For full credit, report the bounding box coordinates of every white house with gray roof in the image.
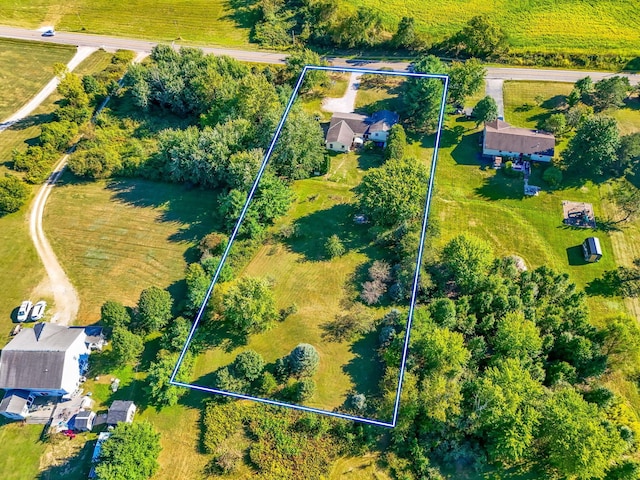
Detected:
[0,323,90,419]
[325,110,399,152]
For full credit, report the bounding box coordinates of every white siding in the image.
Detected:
[370,130,389,142]
[326,141,349,152]
[60,335,89,395]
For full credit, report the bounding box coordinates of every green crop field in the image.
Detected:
[347,0,640,56]
[0,38,75,122]
[1,1,639,56]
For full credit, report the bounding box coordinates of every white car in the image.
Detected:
[31,301,47,321]
[17,301,33,322]
[42,29,55,37]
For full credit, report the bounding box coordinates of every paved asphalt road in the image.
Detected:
[1,25,639,85]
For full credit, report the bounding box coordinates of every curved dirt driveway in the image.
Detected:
[20,47,96,325]
[30,154,80,325]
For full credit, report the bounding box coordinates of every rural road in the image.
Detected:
[322,72,362,113]
[0,25,639,85]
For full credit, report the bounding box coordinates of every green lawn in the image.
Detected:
[0,38,75,122]
[44,177,220,322]
[0,0,253,48]
[0,421,48,480]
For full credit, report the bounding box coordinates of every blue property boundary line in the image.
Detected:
[170,65,449,428]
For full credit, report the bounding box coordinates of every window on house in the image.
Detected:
[329,143,333,148]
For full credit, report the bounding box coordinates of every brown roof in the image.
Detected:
[484,120,555,157]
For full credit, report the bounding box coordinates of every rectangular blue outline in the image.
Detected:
[170,65,449,428]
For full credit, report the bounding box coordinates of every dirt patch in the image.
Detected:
[562,200,596,228]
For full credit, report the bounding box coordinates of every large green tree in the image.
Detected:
[0,175,29,215]
[95,421,161,480]
[441,234,493,294]
[448,59,485,106]
[384,123,407,162]
[473,358,544,465]
[452,16,508,58]
[111,327,144,366]
[284,48,328,93]
[403,55,446,132]
[222,277,277,334]
[539,388,626,479]
[473,95,498,126]
[146,350,193,407]
[288,343,320,377]
[137,286,173,332]
[100,300,131,330]
[563,115,620,176]
[356,157,429,227]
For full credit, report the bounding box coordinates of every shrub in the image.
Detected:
[348,393,367,411]
[361,280,386,305]
[199,232,228,256]
[294,378,316,401]
[233,350,265,382]
[274,358,290,383]
[325,234,345,258]
[543,166,563,187]
[258,372,278,395]
[288,343,320,377]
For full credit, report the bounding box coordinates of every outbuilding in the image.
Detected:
[582,237,603,263]
[74,409,96,432]
[106,400,136,425]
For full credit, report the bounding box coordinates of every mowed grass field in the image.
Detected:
[2,0,639,55]
[434,80,640,327]
[0,421,48,480]
[0,0,252,47]
[44,177,220,323]
[0,39,75,122]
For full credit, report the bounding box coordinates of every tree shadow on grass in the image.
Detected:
[191,318,248,354]
[541,95,566,109]
[224,0,262,31]
[475,173,525,200]
[342,330,384,400]
[585,275,620,297]
[450,131,482,166]
[285,203,369,262]
[36,439,95,480]
[105,179,222,245]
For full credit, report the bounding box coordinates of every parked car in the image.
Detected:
[30,301,47,321]
[42,29,55,37]
[17,301,33,322]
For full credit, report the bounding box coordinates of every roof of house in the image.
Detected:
[369,110,399,132]
[0,351,67,391]
[4,323,85,352]
[107,400,136,425]
[0,390,29,416]
[329,112,368,137]
[484,120,555,157]
[584,237,603,255]
[326,120,355,145]
[0,323,87,392]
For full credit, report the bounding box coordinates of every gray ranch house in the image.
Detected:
[326,110,399,152]
[0,323,92,420]
[483,119,555,162]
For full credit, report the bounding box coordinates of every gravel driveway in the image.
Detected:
[322,72,363,114]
